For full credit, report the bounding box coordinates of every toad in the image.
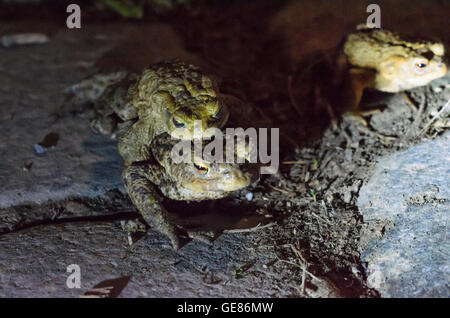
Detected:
[122,132,259,250]
[336,26,447,111]
[69,61,256,249]
[70,60,230,163]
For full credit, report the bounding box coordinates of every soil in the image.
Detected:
[0,0,449,297]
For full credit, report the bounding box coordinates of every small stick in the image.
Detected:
[287,75,303,118]
[224,222,276,233]
[268,184,294,195]
[288,243,308,265]
[412,95,427,128]
[419,98,450,136]
[311,212,332,225]
[401,92,418,112]
[277,259,321,282]
[282,159,311,165]
[325,100,338,130]
[301,268,306,296]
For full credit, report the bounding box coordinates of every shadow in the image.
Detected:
[165,197,274,232]
[161,0,338,158]
[83,133,124,191]
[82,275,132,298]
[0,211,139,236]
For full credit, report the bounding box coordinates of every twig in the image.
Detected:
[324,100,338,130]
[401,92,418,112]
[253,105,272,124]
[282,159,311,165]
[224,222,276,233]
[419,98,450,136]
[301,268,306,296]
[311,212,332,225]
[287,75,303,118]
[268,184,294,195]
[411,95,426,129]
[302,165,309,183]
[277,259,321,282]
[287,243,307,265]
[0,210,139,236]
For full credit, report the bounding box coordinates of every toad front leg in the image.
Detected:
[339,68,379,126]
[122,163,182,250]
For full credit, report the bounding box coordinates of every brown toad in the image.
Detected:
[336,26,447,110]
[118,61,230,163]
[70,61,230,163]
[122,132,258,250]
[69,61,257,249]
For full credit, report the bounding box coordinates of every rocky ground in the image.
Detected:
[0,0,449,297]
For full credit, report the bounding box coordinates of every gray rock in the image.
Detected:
[33,144,47,155]
[0,23,329,298]
[0,28,125,209]
[358,133,450,297]
[0,221,305,298]
[1,33,49,48]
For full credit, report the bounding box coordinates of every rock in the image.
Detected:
[1,33,49,48]
[0,21,204,210]
[90,116,117,135]
[33,144,47,155]
[0,221,300,297]
[0,26,126,210]
[0,21,318,298]
[357,132,450,297]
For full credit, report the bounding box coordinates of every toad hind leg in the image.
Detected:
[340,68,377,126]
[122,164,181,250]
[341,68,375,111]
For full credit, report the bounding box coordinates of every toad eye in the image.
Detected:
[415,62,428,69]
[173,118,185,128]
[193,162,209,175]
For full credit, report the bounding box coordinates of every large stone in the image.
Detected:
[0,27,127,209]
[0,22,323,298]
[0,220,308,297]
[0,21,202,210]
[358,133,450,297]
